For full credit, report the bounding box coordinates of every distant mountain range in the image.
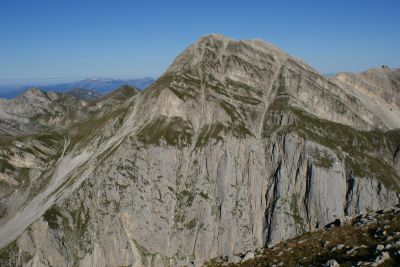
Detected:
[0,77,154,99]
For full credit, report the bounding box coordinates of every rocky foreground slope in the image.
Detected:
[0,34,399,266]
[205,205,400,267]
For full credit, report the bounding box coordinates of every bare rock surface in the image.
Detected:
[331,66,400,130]
[0,34,399,266]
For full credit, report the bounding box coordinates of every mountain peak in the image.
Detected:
[151,34,400,132]
[196,34,288,57]
[199,33,232,41]
[21,88,46,98]
[166,34,305,76]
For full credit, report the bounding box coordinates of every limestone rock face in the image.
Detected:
[0,34,399,267]
[331,67,400,130]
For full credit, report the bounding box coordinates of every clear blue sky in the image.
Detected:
[0,0,399,87]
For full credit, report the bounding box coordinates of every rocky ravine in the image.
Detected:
[0,34,399,267]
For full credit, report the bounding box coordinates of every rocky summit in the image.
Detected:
[0,34,399,267]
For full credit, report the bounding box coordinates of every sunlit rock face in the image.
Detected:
[0,34,399,267]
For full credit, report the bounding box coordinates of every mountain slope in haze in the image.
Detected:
[0,85,140,136]
[0,77,154,99]
[0,88,94,136]
[0,34,399,267]
[64,88,102,101]
[39,77,154,94]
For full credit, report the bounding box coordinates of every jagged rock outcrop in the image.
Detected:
[0,34,399,267]
[0,88,94,136]
[0,86,140,136]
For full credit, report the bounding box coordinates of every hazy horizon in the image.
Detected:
[0,76,158,94]
[1,0,399,90]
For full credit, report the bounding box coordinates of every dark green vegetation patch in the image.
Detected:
[137,116,194,148]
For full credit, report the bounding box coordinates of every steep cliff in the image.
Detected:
[0,34,399,267]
